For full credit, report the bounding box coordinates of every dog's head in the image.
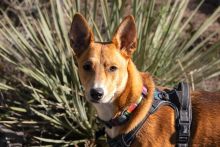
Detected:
[69,14,137,104]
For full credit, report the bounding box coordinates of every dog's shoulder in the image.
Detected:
[191,90,220,117]
[134,103,176,147]
[190,90,220,145]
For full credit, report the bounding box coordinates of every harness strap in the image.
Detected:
[175,82,192,147]
[149,99,179,119]
[107,111,151,147]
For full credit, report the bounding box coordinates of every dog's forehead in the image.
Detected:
[80,42,124,63]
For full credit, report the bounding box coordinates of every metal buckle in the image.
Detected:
[178,122,190,143]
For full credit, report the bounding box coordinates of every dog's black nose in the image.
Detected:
[90,88,104,100]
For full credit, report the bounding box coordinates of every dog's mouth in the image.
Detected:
[90,99,100,103]
[86,94,102,103]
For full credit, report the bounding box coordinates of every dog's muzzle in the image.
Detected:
[90,88,104,101]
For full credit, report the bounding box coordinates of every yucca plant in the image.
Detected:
[0,0,94,146]
[0,0,219,146]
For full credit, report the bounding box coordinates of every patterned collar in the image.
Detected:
[97,86,148,128]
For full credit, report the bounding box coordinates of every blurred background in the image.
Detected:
[0,0,220,146]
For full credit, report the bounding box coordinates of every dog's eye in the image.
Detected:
[109,66,118,72]
[83,62,92,71]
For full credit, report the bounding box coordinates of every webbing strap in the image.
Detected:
[107,113,151,147]
[176,82,192,147]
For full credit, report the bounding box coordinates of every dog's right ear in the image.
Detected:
[69,13,94,57]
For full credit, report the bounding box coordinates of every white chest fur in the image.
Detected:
[93,103,119,138]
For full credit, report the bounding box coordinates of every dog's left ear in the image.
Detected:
[112,15,137,57]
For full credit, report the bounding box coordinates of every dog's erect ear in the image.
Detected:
[112,15,137,57]
[69,13,94,57]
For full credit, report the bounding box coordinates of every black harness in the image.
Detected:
[96,82,192,147]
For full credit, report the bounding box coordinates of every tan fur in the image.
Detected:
[69,13,220,146]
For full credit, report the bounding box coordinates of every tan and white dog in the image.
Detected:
[69,13,220,146]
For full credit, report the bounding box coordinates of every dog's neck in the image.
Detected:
[93,102,115,121]
[94,60,155,138]
[93,101,118,138]
[114,60,144,111]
